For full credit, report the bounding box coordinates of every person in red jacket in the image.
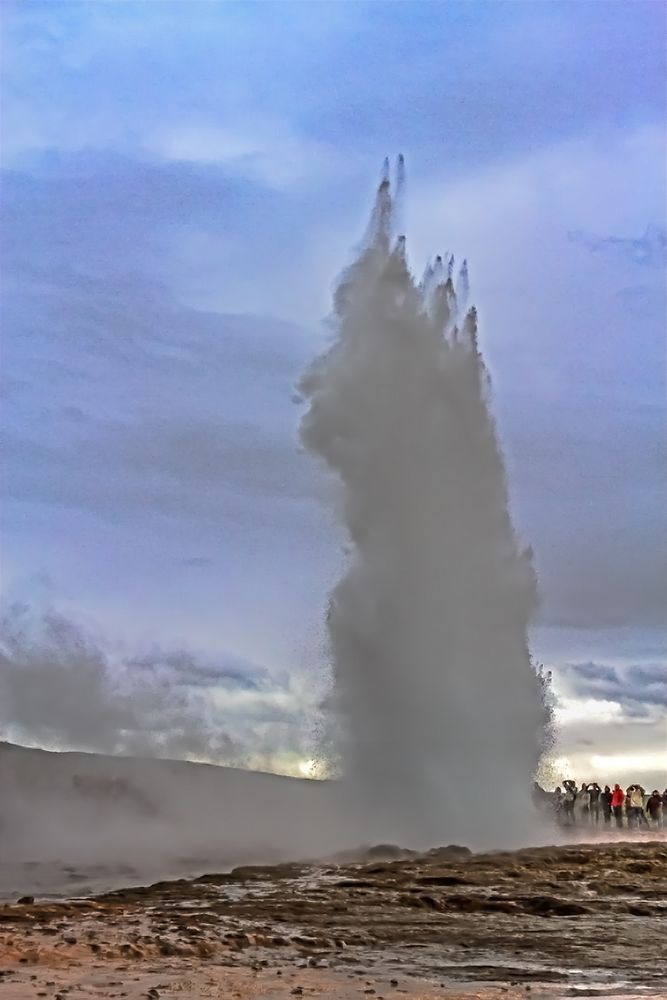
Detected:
[611,783,625,828]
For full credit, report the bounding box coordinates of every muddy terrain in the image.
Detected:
[0,840,665,998]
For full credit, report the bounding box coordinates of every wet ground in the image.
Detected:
[0,840,665,999]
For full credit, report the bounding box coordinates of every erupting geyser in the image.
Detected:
[300,159,548,846]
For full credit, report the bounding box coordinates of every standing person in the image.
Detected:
[577,782,590,825]
[588,782,601,825]
[611,783,625,828]
[601,785,613,825]
[646,790,662,828]
[553,786,564,823]
[629,785,648,828]
[562,780,577,826]
[662,789,667,828]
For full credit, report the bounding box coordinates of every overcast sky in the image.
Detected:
[1,1,665,786]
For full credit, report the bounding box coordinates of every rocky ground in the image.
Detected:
[0,840,665,999]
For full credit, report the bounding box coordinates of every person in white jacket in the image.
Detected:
[627,784,648,828]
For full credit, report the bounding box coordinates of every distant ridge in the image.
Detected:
[0,739,307,783]
[0,740,335,883]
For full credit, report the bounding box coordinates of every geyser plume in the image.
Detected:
[300,160,547,846]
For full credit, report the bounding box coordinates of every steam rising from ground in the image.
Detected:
[300,160,547,846]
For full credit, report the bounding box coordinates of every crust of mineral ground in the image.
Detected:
[1,841,666,999]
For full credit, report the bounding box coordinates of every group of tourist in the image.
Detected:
[552,781,667,828]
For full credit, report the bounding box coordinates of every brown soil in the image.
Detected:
[1,840,665,999]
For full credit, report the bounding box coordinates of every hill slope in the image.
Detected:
[0,742,336,896]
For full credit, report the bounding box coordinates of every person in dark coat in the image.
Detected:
[646,790,662,828]
[588,782,602,824]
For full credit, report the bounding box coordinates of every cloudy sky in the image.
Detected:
[1,1,665,786]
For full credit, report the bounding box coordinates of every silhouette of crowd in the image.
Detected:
[551,781,666,829]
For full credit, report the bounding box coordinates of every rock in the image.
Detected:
[417,894,443,910]
[193,872,235,885]
[366,844,409,860]
[398,893,442,911]
[19,949,39,964]
[17,896,35,905]
[195,940,216,958]
[120,943,144,959]
[224,931,251,950]
[627,861,653,874]
[425,845,472,861]
[157,940,179,956]
[230,863,304,881]
[521,896,589,917]
[417,874,469,886]
[337,879,376,889]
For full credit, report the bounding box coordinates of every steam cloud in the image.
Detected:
[300,159,547,846]
[0,607,303,769]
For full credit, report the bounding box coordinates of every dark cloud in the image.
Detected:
[568,225,667,268]
[1,218,319,527]
[127,649,269,692]
[0,155,338,316]
[508,401,667,631]
[570,662,618,685]
[1,417,314,525]
[561,660,667,717]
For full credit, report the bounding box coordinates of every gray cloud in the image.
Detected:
[127,649,264,689]
[508,404,667,631]
[1,232,320,528]
[560,660,667,717]
[0,154,340,323]
[568,224,667,268]
[1,417,314,526]
[569,662,618,685]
